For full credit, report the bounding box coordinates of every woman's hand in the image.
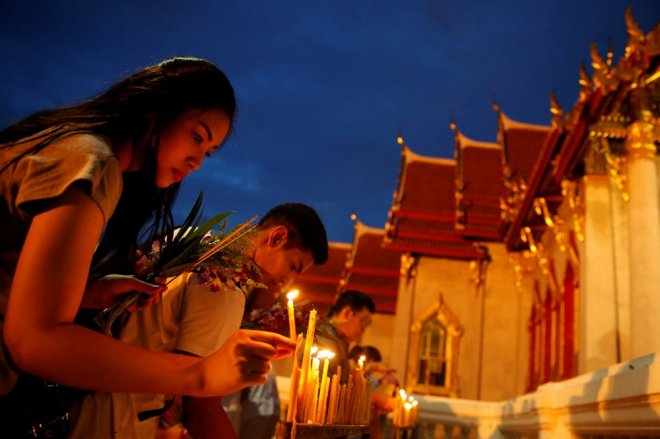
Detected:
[80,274,167,309]
[197,329,295,396]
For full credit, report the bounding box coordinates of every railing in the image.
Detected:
[414,353,660,438]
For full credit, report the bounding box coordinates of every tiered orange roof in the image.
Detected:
[454,131,504,241]
[384,145,487,259]
[498,112,553,187]
[341,221,402,314]
[290,242,351,317]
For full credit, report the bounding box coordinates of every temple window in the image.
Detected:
[408,293,463,397]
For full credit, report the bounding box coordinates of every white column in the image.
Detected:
[580,175,619,373]
[626,112,660,358]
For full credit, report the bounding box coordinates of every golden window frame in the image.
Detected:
[407,293,463,397]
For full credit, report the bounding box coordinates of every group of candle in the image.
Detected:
[392,389,419,428]
[285,290,372,426]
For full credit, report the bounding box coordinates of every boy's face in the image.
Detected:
[253,226,315,292]
[336,306,373,342]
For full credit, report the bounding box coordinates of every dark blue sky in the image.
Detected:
[1,1,658,243]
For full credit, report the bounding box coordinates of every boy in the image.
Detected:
[69,203,328,438]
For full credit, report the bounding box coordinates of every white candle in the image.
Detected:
[286,289,299,341]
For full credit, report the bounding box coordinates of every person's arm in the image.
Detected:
[3,187,294,396]
[81,274,167,309]
[182,396,238,439]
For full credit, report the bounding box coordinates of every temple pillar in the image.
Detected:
[580,174,619,373]
[625,110,660,358]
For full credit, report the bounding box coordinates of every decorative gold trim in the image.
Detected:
[550,91,563,129]
[400,253,417,281]
[520,227,560,302]
[562,181,585,243]
[591,136,630,202]
[625,109,657,161]
[533,197,580,269]
[407,293,463,397]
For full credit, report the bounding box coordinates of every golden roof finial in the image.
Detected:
[606,36,614,68]
[492,92,501,113]
[549,91,563,128]
[625,6,644,44]
[350,211,358,223]
[449,110,458,133]
[591,42,607,72]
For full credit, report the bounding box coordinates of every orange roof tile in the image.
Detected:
[341,222,402,314]
[385,146,487,260]
[455,132,504,240]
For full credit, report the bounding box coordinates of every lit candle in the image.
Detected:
[286,289,299,341]
[403,402,413,427]
[396,389,407,426]
[316,350,334,423]
[411,399,418,426]
[357,354,366,372]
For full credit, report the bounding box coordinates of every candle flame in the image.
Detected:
[310,345,319,356]
[358,354,366,363]
[286,289,299,300]
[317,349,333,359]
[404,402,413,410]
[412,400,419,407]
[399,389,407,400]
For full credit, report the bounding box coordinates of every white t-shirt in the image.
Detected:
[68,272,245,439]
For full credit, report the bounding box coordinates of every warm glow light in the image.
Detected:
[286,289,299,301]
[317,349,333,359]
[310,345,319,356]
[404,402,413,410]
[397,136,404,145]
[412,400,418,407]
[399,389,407,400]
[358,354,366,363]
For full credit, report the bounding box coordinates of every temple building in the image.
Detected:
[282,9,659,437]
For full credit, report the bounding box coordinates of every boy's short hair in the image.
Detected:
[258,203,329,265]
[327,290,376,317]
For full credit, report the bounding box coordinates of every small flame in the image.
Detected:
[404,402,413,410]
[310,345,319,356]
[317,349,334,359]
[399,389,407,400]
[286,289,299,301]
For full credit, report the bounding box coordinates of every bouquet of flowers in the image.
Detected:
[97,190,264,335]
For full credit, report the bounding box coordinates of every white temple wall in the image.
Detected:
[395,248,528,402]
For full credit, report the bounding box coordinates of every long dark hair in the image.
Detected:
[0,56,237,275]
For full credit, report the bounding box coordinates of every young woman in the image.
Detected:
[0,57,294,432]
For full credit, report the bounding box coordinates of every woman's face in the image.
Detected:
[156,108,231,188]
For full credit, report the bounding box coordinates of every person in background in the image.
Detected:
[0,56,294,437]
[316,290,375,383]
[316,291,395,423]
